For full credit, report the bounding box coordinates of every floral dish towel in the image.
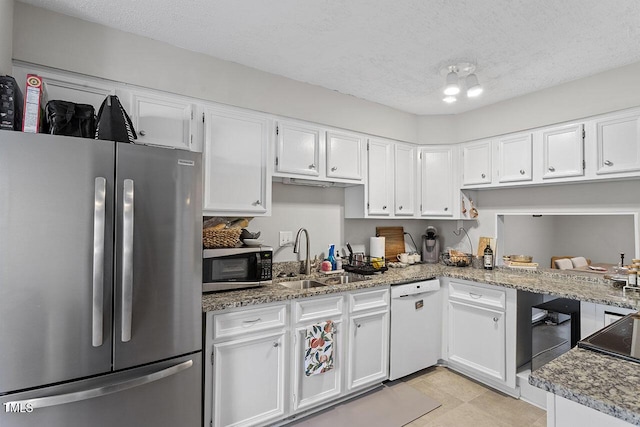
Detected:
[304,320,335,376]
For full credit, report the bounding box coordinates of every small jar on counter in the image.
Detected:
[629,268,638,287]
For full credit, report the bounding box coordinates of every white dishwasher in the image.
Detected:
[389,279,442,380]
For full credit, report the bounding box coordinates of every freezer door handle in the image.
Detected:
[92,177,107,347]
[121,179,134,342]
[2,360,193,411]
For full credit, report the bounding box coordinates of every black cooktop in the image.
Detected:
[578,313,640,363]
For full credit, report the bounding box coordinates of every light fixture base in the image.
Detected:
[440,62,476,78]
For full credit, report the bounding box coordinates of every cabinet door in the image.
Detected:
[394,144,416,216]
[275,121,321,176]
[419,147,454,217]
[130,92,194,151]
[326,131,363,181]
[462,140,492,186]
[448,300,505,381]
[367,139,394,216]
[595,111,640,175]
[213,331,286,427]
[203,107,270,216]
[347,310,389,390]
[497,133,532,183]
[292,318,344,412]
[542,124,585,180]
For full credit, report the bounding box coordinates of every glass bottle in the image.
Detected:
[483,244,493,270]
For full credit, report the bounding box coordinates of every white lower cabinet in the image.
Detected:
[548,394,634,427]
[204,288,389,427]
[444,279,517,395]
[205,304,288,427]
[291,295,345,412]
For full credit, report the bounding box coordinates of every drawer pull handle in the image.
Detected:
[469,292,482,299]
[242,318,262,325]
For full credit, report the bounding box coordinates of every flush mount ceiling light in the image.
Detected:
[440,62,483,103]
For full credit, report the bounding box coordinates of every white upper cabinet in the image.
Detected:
[541,123,585,180]
[129,91,196,151]
[326,131,364,181]
[496,133,533,183]
[461,140,492,186]
[419,146,455,217]
[394,143,416,216]
[275,120,322,177]
[203,106,271,216]
[367,139,394,216]
[594,110,640,175]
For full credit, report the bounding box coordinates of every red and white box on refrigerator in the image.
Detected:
[22,74,46,133]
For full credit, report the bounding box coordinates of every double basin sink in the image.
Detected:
[279,273,367,290]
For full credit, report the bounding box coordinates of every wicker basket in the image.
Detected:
[203,227,242,248]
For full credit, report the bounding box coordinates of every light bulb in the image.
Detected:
[443,71,460,96]
[466,74,483,97]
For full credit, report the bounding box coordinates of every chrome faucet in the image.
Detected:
[293,228,311,275]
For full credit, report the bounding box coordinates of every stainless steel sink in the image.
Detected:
[317,274,368,286]
[279,280,327,290]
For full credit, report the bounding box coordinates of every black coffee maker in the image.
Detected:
[422,226,440,264]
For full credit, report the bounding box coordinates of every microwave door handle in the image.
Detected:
[92,177,106,347]
[121,179,134,342]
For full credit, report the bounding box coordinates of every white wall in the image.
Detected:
[11,2,418,144]
[503,216,555,266]
[0,0,13,75]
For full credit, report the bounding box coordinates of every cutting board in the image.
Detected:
[376,226,405,261]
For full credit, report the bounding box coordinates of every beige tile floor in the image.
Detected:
[402,366,546,427]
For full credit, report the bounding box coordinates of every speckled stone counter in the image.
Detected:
[529,347,640,425]
[202,263,640,312]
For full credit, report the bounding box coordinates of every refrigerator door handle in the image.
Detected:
[2,359,193,411]
[121,178,134,342]
[92,177,107,347]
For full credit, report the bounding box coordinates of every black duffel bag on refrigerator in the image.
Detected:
[44,100,97,138]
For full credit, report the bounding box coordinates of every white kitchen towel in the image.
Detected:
[370,237,385,258]
[571,257,588,268]
[304,320,335,376]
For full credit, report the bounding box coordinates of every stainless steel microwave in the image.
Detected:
[203,246,273,292]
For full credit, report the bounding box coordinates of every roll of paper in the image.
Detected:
[370,236,386,259]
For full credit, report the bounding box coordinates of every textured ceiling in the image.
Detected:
[18,0,640,115]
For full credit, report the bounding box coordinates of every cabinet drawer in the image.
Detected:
[213,304,287,340]
[293,295,344,324]
[448,281,505,310]
[349,288,389,313]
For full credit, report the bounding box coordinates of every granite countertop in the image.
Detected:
[202,263,640,312]
[529,347,640,425]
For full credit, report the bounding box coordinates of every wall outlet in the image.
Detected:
[279,231,293,247]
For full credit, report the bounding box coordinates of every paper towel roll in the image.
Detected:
[370,237,385,258]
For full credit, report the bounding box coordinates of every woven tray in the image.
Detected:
[203,227,241,248]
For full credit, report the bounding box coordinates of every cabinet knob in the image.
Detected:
[398,205,403,210]
[382,205,387,210]
[331,166,337,171]
[493,317,499,322]
[273,342,279,347]
[139,130,146,137]
[548,166,555,172]
[444,207,448,211]
[253,200,261,206]
[604,160,613,166]
[309,164,316,170]
[481,173,486,178]
[356,324,361,328]
[520,169,525,175]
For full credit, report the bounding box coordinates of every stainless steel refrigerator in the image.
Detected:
[0,132,203,427]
